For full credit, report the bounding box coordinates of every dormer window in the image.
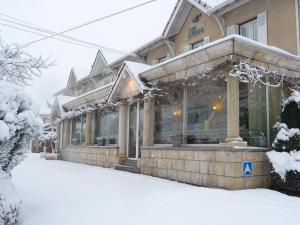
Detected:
[239,19,258,41]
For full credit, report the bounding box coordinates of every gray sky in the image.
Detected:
[0,0,177,113]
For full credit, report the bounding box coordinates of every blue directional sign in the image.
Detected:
[242,161,253,177]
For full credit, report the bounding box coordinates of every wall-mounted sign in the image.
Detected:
[188,26,204,39]
[242,161,253,177]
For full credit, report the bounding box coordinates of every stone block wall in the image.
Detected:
[60,146,119,168]
[140,146,271,190]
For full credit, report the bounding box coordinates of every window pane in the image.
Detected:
[71,117,81,145]
[185,78,227,144]
[269,81,291,141]
[240,83,267,146]
[154,88,183,144]
[240,19,258,41]
[95,109,119,145]
[71,114,86,145]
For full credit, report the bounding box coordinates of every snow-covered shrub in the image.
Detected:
[267,150,300,181]
[281,90,300,130]
[272,122,300,152]
[0,171,20,225]
[39,131,57,153]
[0,81,42,172]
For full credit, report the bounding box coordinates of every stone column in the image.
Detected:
[85,112,93,145]
[143,98,154,146]
[63,118,71,146]
[56,122,61,151]
[118,103,128,158]
[223,78,247,147]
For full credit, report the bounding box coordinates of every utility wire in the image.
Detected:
[0,22,100,50]
[23,0,156,47]
[0,16,126,54]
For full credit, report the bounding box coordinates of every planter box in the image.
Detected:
[46,153,59,160]
[271,171,300,197]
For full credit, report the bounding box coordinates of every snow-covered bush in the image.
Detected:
[267,150,300,181]
[0,81,42,172]
[39,131,57,153]
[281,90,300,130]
[0,171,20,225]
[272,122,300,151]
[0,40,50,225]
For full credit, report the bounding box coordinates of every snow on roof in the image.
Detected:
[109,36,165,67]
[124,61,151,91]
[125,61,151,76]
[62,82,113,107]
[56,95,76,107]
[201,0,229,8]
[139,34,300,76]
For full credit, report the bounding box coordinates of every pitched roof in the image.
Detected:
[163,0,249,37]
[108,61,151,102]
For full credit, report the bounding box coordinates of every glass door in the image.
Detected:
[128,104,137,158]
[127,102,143,159]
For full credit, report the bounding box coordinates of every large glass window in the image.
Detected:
[154,87,183,144]
[240,83,267,146]
[71,114,86,145]
[185,78,227,144]
[94,109,119,145]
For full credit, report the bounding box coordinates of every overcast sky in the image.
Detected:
[0,0,177,113]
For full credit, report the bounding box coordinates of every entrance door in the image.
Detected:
[127,102,143,159]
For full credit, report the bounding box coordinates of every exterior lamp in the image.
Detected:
[212,96,223,112]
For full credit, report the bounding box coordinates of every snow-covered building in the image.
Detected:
[52,0,300,190]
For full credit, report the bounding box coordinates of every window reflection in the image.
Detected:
[95,109,119,145]
[185,79,227,144]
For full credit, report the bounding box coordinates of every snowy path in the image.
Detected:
[12,154,300,225]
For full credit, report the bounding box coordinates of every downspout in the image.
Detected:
[165,40,175,57]
[296,0,300,55]
[212,15,226,37]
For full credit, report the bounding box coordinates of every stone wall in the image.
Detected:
[140,146,271,190]
[60,146,119,168]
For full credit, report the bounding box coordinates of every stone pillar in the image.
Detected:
[85,112,93,145]
[56,122,61,151]
[143,98,154,146]
[223,78,247,147]
[63,118,71,146]
[118,103,128,158]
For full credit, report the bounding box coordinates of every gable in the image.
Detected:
[90,50,113,77]
[66,68,77,89]
[50,98,62,119]
[108,62,150,102]
[172,6,221,54]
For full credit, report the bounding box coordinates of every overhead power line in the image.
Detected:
[0,22,100,50]
[23,0,156,47]
[0,16,127,54]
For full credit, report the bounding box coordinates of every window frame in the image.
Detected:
[239,18,258,41]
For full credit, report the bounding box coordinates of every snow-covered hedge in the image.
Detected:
[267,150,300,181]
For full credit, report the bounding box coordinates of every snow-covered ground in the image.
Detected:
[12,154,300,225]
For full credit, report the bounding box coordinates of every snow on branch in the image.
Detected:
[0,41,53,86]
[229,59,285,91]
